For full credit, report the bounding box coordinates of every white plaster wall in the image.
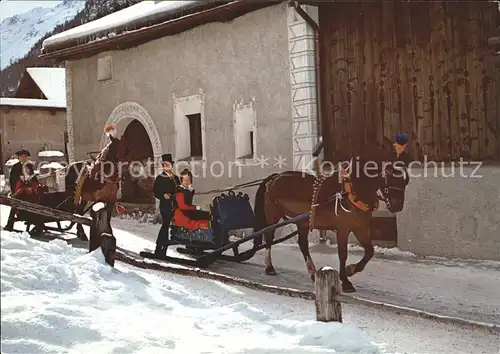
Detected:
[67,4,293,207]
[397,165,500,260]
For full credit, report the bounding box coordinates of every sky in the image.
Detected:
[0,0,63,22]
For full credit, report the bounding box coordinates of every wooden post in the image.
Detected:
[315,266,342,322]
[89,202,115,267]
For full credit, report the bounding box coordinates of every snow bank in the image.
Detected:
[350,244,417,258]
[1,230,381,354]
[38,150,64,158]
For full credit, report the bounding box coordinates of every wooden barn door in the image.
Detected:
[318,1,499,162]
[317,1,499,245]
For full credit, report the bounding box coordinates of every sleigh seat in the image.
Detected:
[169,190,255,250]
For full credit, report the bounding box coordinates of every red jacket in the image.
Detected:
[173,188,210,230]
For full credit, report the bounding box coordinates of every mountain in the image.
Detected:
[0,0,141,96]
[0,0,85,70]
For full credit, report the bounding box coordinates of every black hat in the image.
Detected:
[16,149,30,157]
[161,153,174,164]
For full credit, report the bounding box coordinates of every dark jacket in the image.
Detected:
[153,172,180,212]
[9,161,35,193]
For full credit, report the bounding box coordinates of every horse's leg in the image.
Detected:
[264,227,277,275]
[347,226,374,277]
[75,201,88,241]
[106,202,114,235]
[297,225,316,282]
[4,208,16,231]
[263,210,281,276]
[336,228,356,293]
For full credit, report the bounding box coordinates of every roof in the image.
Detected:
[0,97,66,109]
[25,68,66,101]
[42,1,205,51]
[40,1,279,61]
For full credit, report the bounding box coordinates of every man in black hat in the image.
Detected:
[5,149,36,231]
[153,153,180,257]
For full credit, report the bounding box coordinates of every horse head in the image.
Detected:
[377,133,410,213]
[88,125,130,182]
[339,133,409,213]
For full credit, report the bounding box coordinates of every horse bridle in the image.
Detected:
[377,164,409,208]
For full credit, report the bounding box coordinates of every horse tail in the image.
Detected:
[253,173,279,248]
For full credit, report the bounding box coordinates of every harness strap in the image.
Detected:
[74,165,88,206]
[342,178,380,212]
[308,175,325,231]
[308,158,379,229]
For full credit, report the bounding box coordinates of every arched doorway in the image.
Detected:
[120,119,155,204]
[101,102,162,205]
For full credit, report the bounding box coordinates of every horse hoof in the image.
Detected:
[342,283,356,293]
[265,267,277,276]
[345,264,357,277]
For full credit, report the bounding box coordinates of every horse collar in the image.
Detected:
[342,177,379,213]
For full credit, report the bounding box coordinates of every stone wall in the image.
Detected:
[0,106,66,162]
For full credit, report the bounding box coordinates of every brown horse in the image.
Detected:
[6,131,128,238]
[74,128,130,232]
[253,138,410,292]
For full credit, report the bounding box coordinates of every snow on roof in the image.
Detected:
[42,1,203,51]
[40,162,65,170]
[26,68,66,101]
[38,150,65,158]
[0,97,66,109]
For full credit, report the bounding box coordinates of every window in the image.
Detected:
[234,99,257,160]
[173,93,205,161]
[97,55,112,81]
[186,113,203,158]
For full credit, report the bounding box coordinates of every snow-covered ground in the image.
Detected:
[1,204,498,326]
[108,216,500,325]
[2,230,499,354]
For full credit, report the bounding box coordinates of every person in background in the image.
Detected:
[9,149,36,192]
[4,149,37,231]
[173,168,211,230]
[152,153,180,257]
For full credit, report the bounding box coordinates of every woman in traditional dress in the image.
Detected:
[173,169,211,230]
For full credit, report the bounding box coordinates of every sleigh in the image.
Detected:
[170,190,255,249]
[140,190,307,267]
[6,161,89,240]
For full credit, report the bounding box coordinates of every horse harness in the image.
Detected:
[73,156,122,207]
[308,160,379,232]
